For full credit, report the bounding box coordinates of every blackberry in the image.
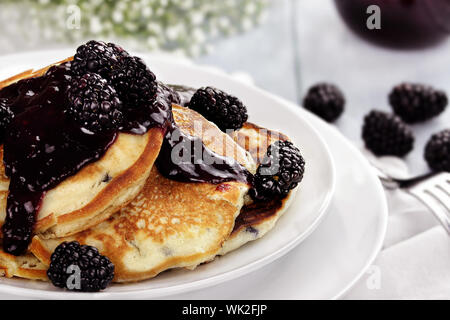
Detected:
[389,83,448,123]
[107,42,130,59]
[362,110,414,157]
[0,99,14,142]
[425,129,450,172]
[110,56,157,107]
[121,81,173,133]
[71,40,124,78]
[187,87,248,131]
[47,241,114,292]
[303,83,345,122]
[66,73,123,133]
[250,140,305,201]
[157,81,181,105]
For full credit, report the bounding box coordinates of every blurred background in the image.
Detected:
[0,0,449,174]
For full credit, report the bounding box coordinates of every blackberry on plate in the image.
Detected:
[157,81,181,105]
[425,129,450,172]
[187,87,248,131]
[0,99,14,142]
[71,40,125,78]
[66,73,123,133]
[250,140,305,201]
[110,56,157,107]
[303,83,345,122]
[389,83,448,123]
[362,110,414,157]
[47,241,114,292]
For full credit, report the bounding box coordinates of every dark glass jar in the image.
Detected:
[334,0,450,49]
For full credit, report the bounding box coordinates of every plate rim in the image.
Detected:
[0,49,339,299]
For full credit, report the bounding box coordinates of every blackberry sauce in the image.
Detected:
[232,197,282,234]
[156,123,252,185]
[157,84,252,185]
[167,84,196,107]
[121,82,173,134]
[0,62,174,255]
[0,67,251,255]
[158,85,252,185]
[0,63,118,255]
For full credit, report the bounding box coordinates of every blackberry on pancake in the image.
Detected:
[66,73,123,133]
[110,56,157,108]
[250,140,305,201]
[71,40,126,79]
[187,87,248,131]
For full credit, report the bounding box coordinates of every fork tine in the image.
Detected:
[408,188,450,235]
[434,173,450,198]
[424,188,450,212]
[437,184,450,197]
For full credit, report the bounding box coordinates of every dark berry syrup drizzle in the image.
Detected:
[157,84,251,185]
[156,123,252,185]
[0,63,117,255]
[0,67,252,255]
[0,63,173,255]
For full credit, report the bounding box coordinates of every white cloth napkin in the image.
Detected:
[344,153,450,300]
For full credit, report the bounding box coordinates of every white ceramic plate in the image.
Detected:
[0,50,335,299]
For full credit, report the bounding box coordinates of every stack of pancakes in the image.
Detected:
[0,61,297,283]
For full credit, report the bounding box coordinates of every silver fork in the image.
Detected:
[373,167,450,235]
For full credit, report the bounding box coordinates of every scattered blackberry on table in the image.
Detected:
[250,140,305,201]
[110,56,157,107]
[188,87,248,131]
[389,83,448,123]
[47,241,114,292]
[303,83,345,122]
[362,110,414,157]
[0,99,14,142]
[71,40,123,78]
[424,129,450,172]
[66,73,123,133]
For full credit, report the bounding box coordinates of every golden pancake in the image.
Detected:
[28,105,255,282]
[0,249,47,281]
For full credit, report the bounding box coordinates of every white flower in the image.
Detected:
[1,0,268,56]
[89,16,103,34]
[166,25,181,41]
[142,6,153,17]
[192,28,206,43]
[112,10,124,23]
